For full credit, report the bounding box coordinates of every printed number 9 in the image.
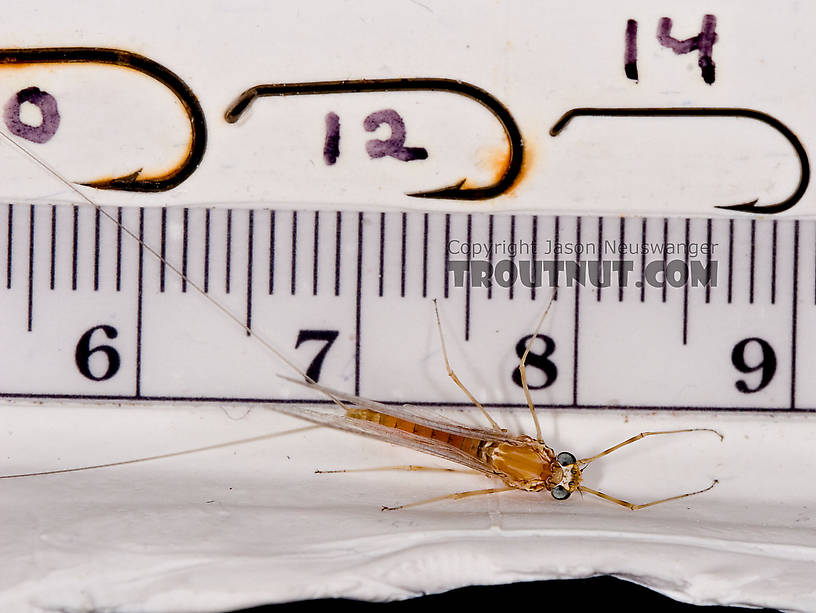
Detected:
[731,337,776,394]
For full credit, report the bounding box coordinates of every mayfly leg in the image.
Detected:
[572,428,723,510]
[382,486,515,511]
[432,298,503,431]
[577,428,724,465]
[518,292,556,442]
[578,480,719,511]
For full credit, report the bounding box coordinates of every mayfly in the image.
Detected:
[0,131,722,511]
[271,297,721,511]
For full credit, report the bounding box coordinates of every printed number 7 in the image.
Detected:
[295,329,340,382]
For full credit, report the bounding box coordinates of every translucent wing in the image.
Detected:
[268,402,500,476]
[280,376,526,444]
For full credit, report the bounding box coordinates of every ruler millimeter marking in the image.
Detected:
[0,203,810,413]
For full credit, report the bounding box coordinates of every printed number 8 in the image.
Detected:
[511,334,557,390]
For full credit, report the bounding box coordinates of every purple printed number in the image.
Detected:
[364,109,427,162]
[4,87,60,143]
[324,112,340,165]
[657,14,717,84]
[624,19,638,81]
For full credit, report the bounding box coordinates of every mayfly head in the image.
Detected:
[549,451,582,501]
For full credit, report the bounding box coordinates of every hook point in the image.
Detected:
[81,168,144,190]
[715,200,762,213]
[407,178,467,199]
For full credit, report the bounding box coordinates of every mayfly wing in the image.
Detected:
[268,403,500,476]
[279,376,525,444]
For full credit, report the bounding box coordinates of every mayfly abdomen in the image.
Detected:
[347,408,483,456]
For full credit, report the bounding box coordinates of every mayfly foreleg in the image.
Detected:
[578,480,719,511]
[315,465,482,475]
[382,486,515,511]
[577,428,724,465]
[519,292,556,441]
[432,298,502,431]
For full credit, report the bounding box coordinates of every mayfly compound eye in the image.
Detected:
[551,485,571,500]
[556,452,576,466]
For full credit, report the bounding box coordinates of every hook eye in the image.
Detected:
[556,452,576,466]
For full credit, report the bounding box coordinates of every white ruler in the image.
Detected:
[0,203,808,412]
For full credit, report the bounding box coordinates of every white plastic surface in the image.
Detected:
[2,401,814,612]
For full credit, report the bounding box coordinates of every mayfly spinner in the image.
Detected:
[274,298,722,511]
[0,129,722,512]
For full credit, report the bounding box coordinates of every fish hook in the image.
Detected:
[225,78,524,201]
[550,107,809,214]
[0,47,207,192]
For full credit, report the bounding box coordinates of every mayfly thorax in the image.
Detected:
[0,128,723,511]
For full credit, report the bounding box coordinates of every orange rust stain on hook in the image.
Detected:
[472,141,533,197]
[0,64,49,73]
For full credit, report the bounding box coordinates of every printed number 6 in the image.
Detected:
[75,325,121,381]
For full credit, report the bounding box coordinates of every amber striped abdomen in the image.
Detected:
[347,408,483,456]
